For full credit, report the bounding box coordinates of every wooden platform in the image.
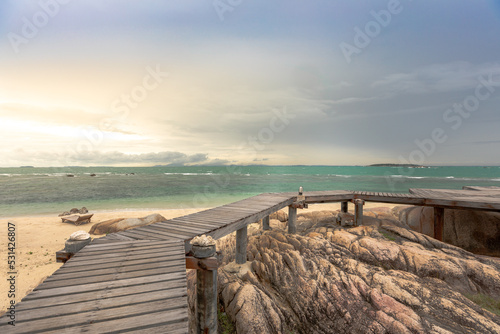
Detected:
[4,188,500,333]
[409,187,500,211]
[2,193,297,333]
[3,239,189,333]
[301,188,500,211]
[107,193,296,242]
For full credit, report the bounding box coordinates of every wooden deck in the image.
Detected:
[2,193,297,333]
[408,187,500,211]
[110,192,296,242]
[4,188,500,333]
[301,188,500,211]
[4,238,189,333]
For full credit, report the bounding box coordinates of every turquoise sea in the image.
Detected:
[1,165,499,217]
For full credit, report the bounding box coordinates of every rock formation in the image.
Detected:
[396,206,500,257]
[89,213,166,234]
[58,207,89,216]
[187,208,500,333]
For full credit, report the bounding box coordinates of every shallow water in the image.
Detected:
[1,165,499,216]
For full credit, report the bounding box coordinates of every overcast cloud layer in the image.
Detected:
[1,1,499,167]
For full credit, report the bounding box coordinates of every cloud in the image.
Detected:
[69,151,209,165]
[0,149,215,167]
[372,62,500,94]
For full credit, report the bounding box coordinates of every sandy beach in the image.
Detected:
[0,202,397,314]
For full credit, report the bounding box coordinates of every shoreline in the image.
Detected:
[1,206,212,220]
[0,202,399,314]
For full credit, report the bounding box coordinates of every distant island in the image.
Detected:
[368,163,428,168]
[20,166,35,168]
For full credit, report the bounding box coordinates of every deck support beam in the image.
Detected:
[354,199,364,226]
[235,226,248,264]
[288,206,297,234]
[195,246,218,334]
[341,201,348,213]
[434,207,444,241]
[262,215,270,231]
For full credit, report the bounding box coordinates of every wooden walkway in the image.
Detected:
[6,238,189,333]
[2,193,297,333]
[3,188,500,333]
[300,188,500,211]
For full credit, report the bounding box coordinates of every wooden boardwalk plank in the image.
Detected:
[16,291,187,322]
[38,261,185,289]
[56,253,186,274]
[79,240,181,253]
[7,305,188,334]
[22,272,186,301]
[8,235,189,333]
[45,259,185,282]
[60,249,186,269]
[138,223,208,236]
[70,244,183,261]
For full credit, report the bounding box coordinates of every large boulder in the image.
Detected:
[397,206,500,257]
[270,211,288,222]
[89,213,166,235]
[187,218,500,333]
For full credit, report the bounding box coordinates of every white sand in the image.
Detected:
[0,201,398,313]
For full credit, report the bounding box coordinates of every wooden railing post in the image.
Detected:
[235,226,247,264]
[341,201,348,213]
[434,207,444,241]
[288,206,297,234]
[192,241,218,334]
[262,215,270,230]
[354,199,364,226]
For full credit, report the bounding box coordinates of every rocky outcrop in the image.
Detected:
[58,207,89,216]
[270,210,288,222]
[187,212,500,333]
[89,213,166,235]
[397,206,500,257]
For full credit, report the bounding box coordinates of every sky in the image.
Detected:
[0,0,500,167]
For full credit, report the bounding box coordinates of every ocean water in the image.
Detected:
[1,165,499,217]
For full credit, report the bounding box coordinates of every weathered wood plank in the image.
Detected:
[45,259,186,282]
[16,279,186,312]
[206,197,296,240]
[78,241,181,254]
[56,252,186,274]
[10,304,188,333]
[38,263,186,289]
[22,272,186,300]
[69,245,184,261]
[116,229,172,240]
[15,290,187,322]
[169,215,237,225]
[133,226,199,239]
[145,221,212,233]
[148,222,213,233]
[61,249,185,268]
